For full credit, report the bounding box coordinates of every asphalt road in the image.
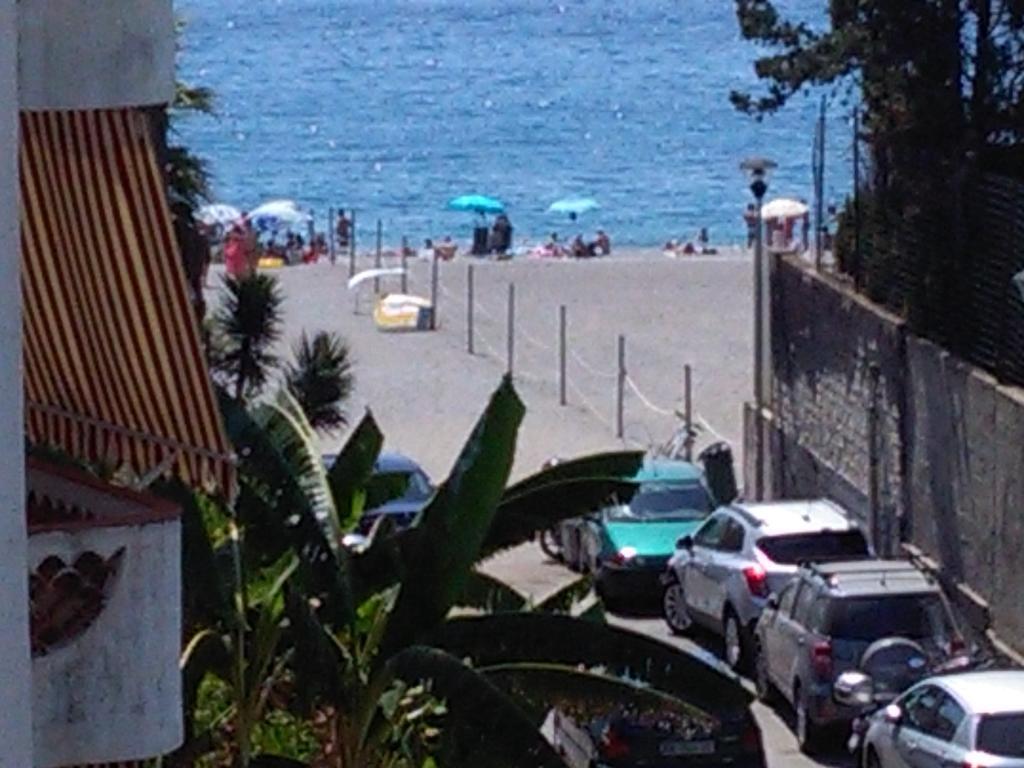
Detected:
[228,252,853,767]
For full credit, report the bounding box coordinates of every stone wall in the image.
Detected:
[759,256,1024,651]
[767,257,906,552]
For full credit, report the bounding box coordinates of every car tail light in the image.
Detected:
[960,752,985,768]
[599,725,630,760]
[743,564,769,598]
[811,640,833,679]
[610,546,638,566]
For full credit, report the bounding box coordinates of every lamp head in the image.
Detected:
[740,157,776,201]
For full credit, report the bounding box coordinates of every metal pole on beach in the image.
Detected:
[430,252,439,331]
[328,207,336,265]
[867,363,882,553]
[684,364,694,462]
[349,211,357,278]
[467,264,475,354]
[559,304,567,406]
[374,219,383,294]
[616,335,626,439]
[506,283,515,377]
[401,236,409,294]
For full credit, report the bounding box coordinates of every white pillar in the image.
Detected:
[0,2,34,766]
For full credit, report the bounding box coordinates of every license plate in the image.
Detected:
[659,739,715,757]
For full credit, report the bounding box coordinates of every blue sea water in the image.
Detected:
[175,0,852,246]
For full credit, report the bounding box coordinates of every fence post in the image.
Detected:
[401,235,409,294]
[507,283,515,377]
[328,207,336,264]
[559,304,567,406]
[853,109,861,286]
[684,364,694,461]
[867,363,882,554]
[374,219,383,294]
[467,264,474,354]
[616,334,625,439]
[430,253,439,331]
[814,95,826,270]
[349,210,357,278]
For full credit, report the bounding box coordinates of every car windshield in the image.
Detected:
[826,594,954,642]
[367,470,433,504]
[976,714,1024,757]
[606,483,713,521]
[756,531,870,565]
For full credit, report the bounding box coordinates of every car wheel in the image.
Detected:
[754,641,777,704]
[723,609,748,671]
[865,746,881,768]
[795,683,821,755]
[662,579,693,635]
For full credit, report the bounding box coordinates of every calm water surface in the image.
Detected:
[175,0,851,245]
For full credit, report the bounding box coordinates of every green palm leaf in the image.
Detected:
[382,646,567,767]
[325,409,384,534]
[285,331,355,433]
[457,569,527,613]
[481,662,720,730]
[379,376,525,656]
[531,575,594,615]
[212,274,284,401]
[432,613,752,716]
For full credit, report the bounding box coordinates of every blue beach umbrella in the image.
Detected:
[447,194,505,215]
[548,197,600,219]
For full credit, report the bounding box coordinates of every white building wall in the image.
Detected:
[18,0,175,110]
[0,1,35,766]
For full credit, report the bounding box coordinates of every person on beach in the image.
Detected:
[592,229,611,256]
[490,214,512,256]
[224,223,249,278]
[571,235,588,258]
[335,209,351,252]
[744,203,758,249]
[435,236,458,261]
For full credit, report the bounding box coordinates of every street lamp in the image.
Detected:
[741,157,776,501]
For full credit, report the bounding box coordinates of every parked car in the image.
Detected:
[754,559,965,753]
[857,670,1024,768]
[322,451,434,534]
[661,499,871,670]
[559,459,715,610]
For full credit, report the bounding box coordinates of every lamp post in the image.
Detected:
[741,156,776,501]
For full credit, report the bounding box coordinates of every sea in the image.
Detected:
[174,0,853,246]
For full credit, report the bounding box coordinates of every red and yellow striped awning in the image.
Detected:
[19,109,235,495]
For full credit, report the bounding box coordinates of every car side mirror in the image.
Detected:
[883,704,903,724]
[676,535,693,551]
[834,671,874,708]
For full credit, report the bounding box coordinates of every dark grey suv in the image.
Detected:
[753,560,964,754]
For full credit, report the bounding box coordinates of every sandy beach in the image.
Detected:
[209,247,754,482]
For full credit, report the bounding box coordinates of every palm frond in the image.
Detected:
[382,646,567,768]
[166,145,212,209]
[325,410,383,534]
[379,376,524,656]
[432,613,752,717]
[481,662,721,730]
[457,569,527,613]
[531,575,594,615]
[285,331,355,433]
[174,81,216,115]
[212,274,284,402]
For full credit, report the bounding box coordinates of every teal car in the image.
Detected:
[561,459,716,609]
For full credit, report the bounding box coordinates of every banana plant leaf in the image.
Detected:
[378,377,525,656]
[481,662,720,731]
[382,646,567,767]
[531,575,593,614]
[431,613,753,717]
[326,409,384,534]
[501,450,644,501]
[457,569,527,613]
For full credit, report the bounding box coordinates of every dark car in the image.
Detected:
[323,451,433,534]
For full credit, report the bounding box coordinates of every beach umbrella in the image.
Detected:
[760,198,809,220]
[197,203,242,227]
[447,194,505,215]
[248,199,312,232]
[548,197,600,219]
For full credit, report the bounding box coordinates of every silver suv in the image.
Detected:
[662,499,869,670]
[754,560,964,754]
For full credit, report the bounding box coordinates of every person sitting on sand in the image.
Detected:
[544,232,566,258]
[591,229,611,256]
[571,235,588,259]
[420,238,435,260]
[435,236,458,261]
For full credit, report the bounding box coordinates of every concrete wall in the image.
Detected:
[0,2,35,766]
[760,256,1024,651]
[18,0,175,110]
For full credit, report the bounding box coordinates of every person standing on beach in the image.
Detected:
[743,203,758,249]
[335,209,351,253]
